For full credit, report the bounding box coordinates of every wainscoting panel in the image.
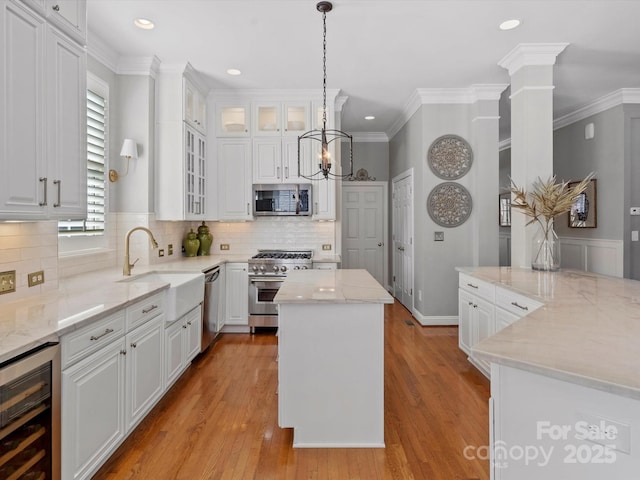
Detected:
[559,237,623,277]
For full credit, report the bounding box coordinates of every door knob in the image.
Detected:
[378,242,383,247]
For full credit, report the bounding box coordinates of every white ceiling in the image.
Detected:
[87,0,640,139]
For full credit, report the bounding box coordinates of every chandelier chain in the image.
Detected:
[322,10,327,127]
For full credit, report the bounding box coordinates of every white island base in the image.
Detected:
[278,303,384,448]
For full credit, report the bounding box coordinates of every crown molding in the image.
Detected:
[335,95,349,113]
[351,132,389,143]
[211,88,335,101]
[498,43,570,76]
[387,85,507,140]
[117,55,161,78]
[87,33,118,72]
[553,88,640,129]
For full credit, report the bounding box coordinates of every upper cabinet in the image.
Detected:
[0,0,86,221]
[216,103,250,137]
[184,77,206,134]
[253,102,310,136]
[45,0,86,45]
[156,64,209,221]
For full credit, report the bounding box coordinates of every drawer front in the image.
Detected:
[126,293,165,332]
[62,312,125,368]
[495,287,542,318]
[459,273,495,302]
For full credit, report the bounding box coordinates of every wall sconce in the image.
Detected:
[109,139,138,182]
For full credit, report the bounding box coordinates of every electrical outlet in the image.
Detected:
[322,244,332,251]
[630,207,640,216]
[158,249,165,257]
[576,412,631,454]
[0,270,16,294]
[434,231,444,241]
[220,244,230,251]
[168,244,173,255]
[28,270,45,287]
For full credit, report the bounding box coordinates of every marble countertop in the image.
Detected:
[463,267,640,399]
[0,255,247,364]
[311,254,342,263]
[274,269,393,304]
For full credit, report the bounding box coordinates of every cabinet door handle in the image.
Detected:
[398,246,405,251]
[473,304,478,308]
[53,179,61,207]
[130,342,137,348]
[90,328,114,341]
[39,177,48,206]
[277,166,281,179]
[120,349,127,355]
[468,301,474,306]
[182,324,188,329]
[142,305,158,314]
[52,4,60,11]
[511,301,529,311]
[285,166,289,178]
[467,283,478,289]
[187,320,192,325]
[314,202,318,215]
[247,203,250,215]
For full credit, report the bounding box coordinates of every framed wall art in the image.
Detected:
[568,178,597,228]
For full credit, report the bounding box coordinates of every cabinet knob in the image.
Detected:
[120,350,127,355]
[52,4,60,11]
[182,325,188,329]
[131,342,137,348]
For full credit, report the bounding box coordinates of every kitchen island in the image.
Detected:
[462,267,640,479]
[274,269,393,448]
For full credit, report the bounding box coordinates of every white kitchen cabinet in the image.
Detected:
[253,137,308,184]
[184,76,206,134]
[225,263,248,326]
[313,262,338,270]
[125,315,164,431]
[217,139,252,220]
[164,305,203,390]
[0,1,86,221]
[156,65,209,220]
[61,294,164,480]
[312,175,336,220]
[46,24,86,219]
[458,274,495,377]
[216,103,250,137]
[62,337,126,480]
[494,306,519,332]
[253,101,310,136]
[45,0,86,45]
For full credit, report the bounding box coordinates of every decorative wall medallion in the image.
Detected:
[347,168,376,181]
[427,182,473,227]
[427,134,473,180]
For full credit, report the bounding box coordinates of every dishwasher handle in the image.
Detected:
[204,266,220,283]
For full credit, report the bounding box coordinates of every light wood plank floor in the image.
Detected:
[93,301,490,479]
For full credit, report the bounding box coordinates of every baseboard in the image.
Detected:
[220,325,250,334]
[412,310,459,326]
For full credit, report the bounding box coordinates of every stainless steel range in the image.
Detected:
[248,250,312,332]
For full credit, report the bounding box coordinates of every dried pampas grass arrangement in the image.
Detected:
[510,173,595,234]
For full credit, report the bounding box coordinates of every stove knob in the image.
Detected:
[293,266,300,270]
[301,266,308,270]
[252,265,259,273]
[259,265,266,272]
[273,265,280,272]
[280,265,288,273]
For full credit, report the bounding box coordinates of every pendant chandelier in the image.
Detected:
[298,1,354,180]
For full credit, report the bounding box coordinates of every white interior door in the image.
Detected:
[392,170,414,310]
[341,183,387,286]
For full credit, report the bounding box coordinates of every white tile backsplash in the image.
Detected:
[0,214,336,303]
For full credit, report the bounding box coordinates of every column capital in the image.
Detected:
[498,43,569,76]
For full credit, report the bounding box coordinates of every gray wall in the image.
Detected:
[624,104,640,280]
[341,141,389,181]
[553,105,625,241]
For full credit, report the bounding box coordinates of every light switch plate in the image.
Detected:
[168,244,173,255]
[220,244,230,250]
[322,244,332,251]
[631,207,640,216]
[0,270,16,294]
[158,249,165,257]
[28,270,44,287]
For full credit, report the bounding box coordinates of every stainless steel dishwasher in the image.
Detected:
[201,266,222,351]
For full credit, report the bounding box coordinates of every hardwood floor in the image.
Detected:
[93,301,490,480]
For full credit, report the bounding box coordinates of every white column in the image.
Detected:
[498,44,568,268]
[471,84,509,266]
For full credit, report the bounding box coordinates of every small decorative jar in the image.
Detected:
[197,221,213,256]
[184,229,200,257]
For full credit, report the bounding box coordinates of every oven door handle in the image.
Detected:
[250,278,284,283]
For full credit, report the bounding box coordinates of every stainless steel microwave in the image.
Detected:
[253,184,312,216]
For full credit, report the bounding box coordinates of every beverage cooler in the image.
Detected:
[0,344,60,480]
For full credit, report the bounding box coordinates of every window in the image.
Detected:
[58,78,107,236]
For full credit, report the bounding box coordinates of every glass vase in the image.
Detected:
[531,220,560,271]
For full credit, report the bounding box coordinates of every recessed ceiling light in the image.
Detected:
[226,68,242,76]
[364,115,375,120]
[134,18,154,30]
[499,19,521,31]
